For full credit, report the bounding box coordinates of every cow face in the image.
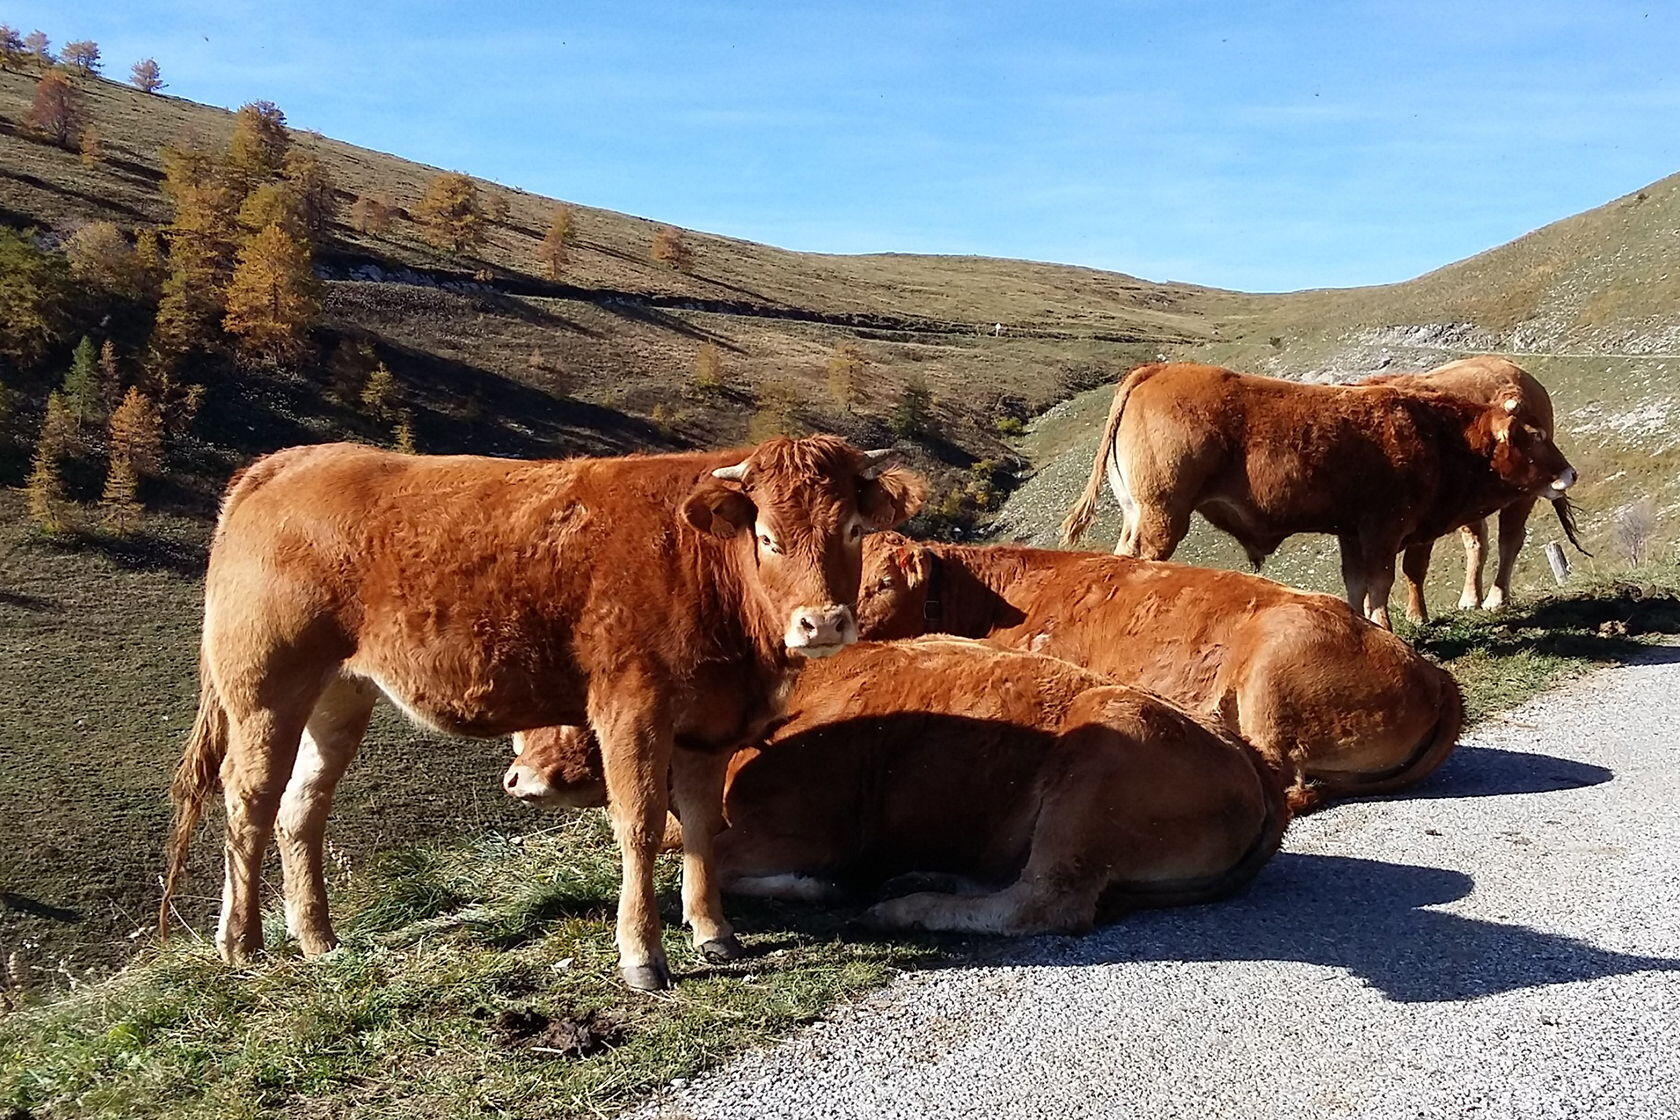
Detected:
[681,436,924,658]
[1486,395,1577,497]
[503,728,607,808]
[855,535,935,640]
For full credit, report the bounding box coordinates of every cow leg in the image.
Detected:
[1458,520,1488,610]
[592,689,677,991]
[1400,539,1434,625]
[1484,500,1535,610]
[863,876,1098,935]
[216,694,316,964]
[1362,547,1399,631]
[277,676,376,957]
[1124,503,1191,561]
[1338,533,1369,617]
[670,748,742,963]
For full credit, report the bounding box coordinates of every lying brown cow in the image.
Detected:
[1364,355,1581,622]
[508,639,1288,934]
[854,534,1460,810]
[159,436,922,990]
[1062,361,1577,629]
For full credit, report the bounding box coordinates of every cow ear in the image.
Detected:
[895,545,931,588]
[859,467,927,529]
[681,478,756,539]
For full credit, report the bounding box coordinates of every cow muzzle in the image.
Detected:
[785,604,858,658]
[502,761,607,808]
[1550,466,1577,493]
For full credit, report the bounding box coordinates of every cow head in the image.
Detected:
[854,532,936,640]
[503,727,607,808]
[1483,393,1577,497]
[681,436,925,658]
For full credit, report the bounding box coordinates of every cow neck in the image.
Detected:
[685,530,798,688]
[921,543,1019,638]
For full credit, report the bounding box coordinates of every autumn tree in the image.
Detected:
[65,221,141,297]
[22,31,50,62]
[223,223,320,365]
[228,100,290,184]
[24,69,83,147]
[650,226,693,272]
[692,341,725,392]
[540,204,575,278]
[27,393,74,533]
[237,181,306,239]
[747,378,801,441]
[282,150,337,241]
[825,342,867,406]
[482,192,509,224]
[415,172,485,253]
[134,228,165,298]
[62,336,99,427]
[130,58,163,92]
[79,127,101,166]
[61,40,100,73]
[361,361,397,420]
[0,26,22,70]
[98,340,123,410]
[349,192,395,235]
[0,227,73,369]
[109,386,164,475]
[100,446,142,535]
[392,411,416,453]
[152,139,242,362]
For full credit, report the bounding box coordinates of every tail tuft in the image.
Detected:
[1061,364,1155,545]
[158,658,230,940]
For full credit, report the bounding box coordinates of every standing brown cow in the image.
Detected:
[158,436,922,990]
[509,639,1288,935]
[1364,356,1579,622]
[854,535,1460,810]
[1061,362,1577,629]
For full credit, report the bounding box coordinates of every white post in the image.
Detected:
[1545,540,1570,585]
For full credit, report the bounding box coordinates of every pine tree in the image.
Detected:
[540,205,575,278]
[415,173,485,253]
[108,386,164,476]
[227,100,289,184]
[98,340,123,411]
[60,40,100,73]
[692,341,725,392]
[27,393,74,533]
[889,375,934,439]
[130,58,163,92]
[223,223,320,365]
[24,69,83,147]
[361,361,397,420]
[62,336,99,427]
[79,127,101,167]
[650,226,693,272]
[100,448,142,535]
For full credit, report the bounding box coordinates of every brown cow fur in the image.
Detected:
[1061,362,1577,629]
[853,535,1462,811]
[160,436,922,991]
[1364,356,1567,622]
[512,639,1288,935]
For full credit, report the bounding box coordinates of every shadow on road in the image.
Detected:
[975,852,1679,1003]
[1396,745,1613,800]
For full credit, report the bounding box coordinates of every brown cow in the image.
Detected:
[508,639,1288,935]
[1364,356,1579,622]
[854,534,1460,810]
[158,436,923,990]
[1061,362,1577,629]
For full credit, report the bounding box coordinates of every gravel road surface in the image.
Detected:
[636,646,1680,1119]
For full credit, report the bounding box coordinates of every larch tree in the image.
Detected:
[650,226,693,272]
[349,193,395,235]
[0,26,22,71]
[100,446,142,535]
[27,393,74,534]
[391,411,416,453]
[360,361,397,420]
[98,339,123,411]
[825,342,867,407]
[227,100,290,184]
[223,222,321,365]
[61,39,100,73]
[134,228,165,299]
[22,30,50,62]
[692,341,725,392]
[541,204,575,278]
[415,172,486,253]
[108,386,164,476]
[79,127,101,167]
[24,69,83,147]
[237,181,306,239]
[281,150,337,242]
[152,139,242,363]
[65,221,140,297]
[0,227,74,369]
[130,58,163,92]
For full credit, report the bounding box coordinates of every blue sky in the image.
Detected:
[16,1,1680,291]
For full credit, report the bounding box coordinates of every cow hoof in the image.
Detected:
[621,962,672,991]
[697,935,746,963]
[1482,590,1507,610]
[1458,593,1480,610]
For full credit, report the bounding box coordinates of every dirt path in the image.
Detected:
[636,647,1680,1119]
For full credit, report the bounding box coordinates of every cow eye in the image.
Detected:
[848,522,863,542]
[757,532,780,555]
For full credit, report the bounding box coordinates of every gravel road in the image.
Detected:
[635,646,1680,1120]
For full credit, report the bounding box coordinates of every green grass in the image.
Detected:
[6,574,1676,1120]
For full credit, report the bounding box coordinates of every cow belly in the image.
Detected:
[346,654,587,738]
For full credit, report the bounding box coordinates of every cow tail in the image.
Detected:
[1061,365,1150,545]
[158,649,230,940]
[1316,668,1464,802]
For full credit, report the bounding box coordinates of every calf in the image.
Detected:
[1062,362,1577,628]
[509,639,1288,935]
[159,436,922,990]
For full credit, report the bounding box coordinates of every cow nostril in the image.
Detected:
[800,616,818,634]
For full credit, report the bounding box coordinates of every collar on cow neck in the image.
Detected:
[920,548,943,627]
